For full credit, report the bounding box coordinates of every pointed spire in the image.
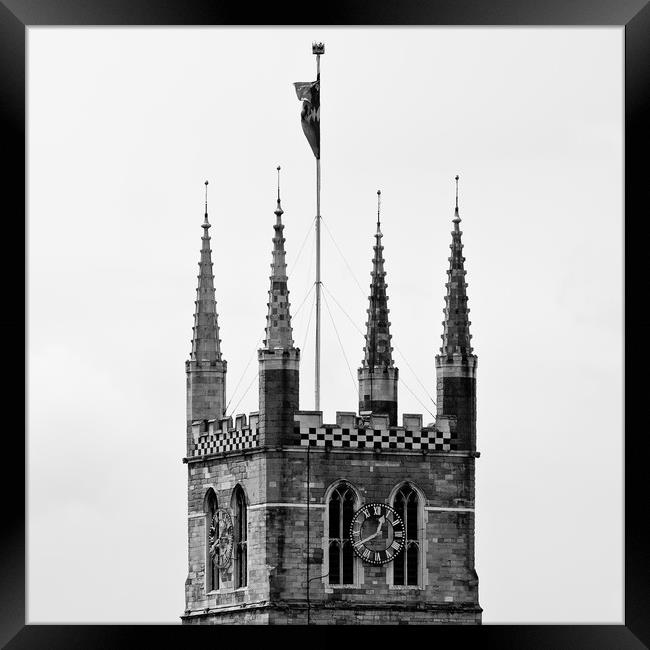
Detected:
[190,180,223,362]
[362,189,394,369]
[440,174,473,358]
[264,166,294,350]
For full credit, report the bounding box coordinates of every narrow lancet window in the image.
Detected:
[205,489,219,592]
[328,483,356,585]
[234,486,247,588]
[393,484,420,586]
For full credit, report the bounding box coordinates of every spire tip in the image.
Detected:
[202,180,210,228]
[376,189,382,231]
[275,166,283,217]
[453,175,461,224]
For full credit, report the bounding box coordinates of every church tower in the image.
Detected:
[358,190,399,426]
[182,176,481,625]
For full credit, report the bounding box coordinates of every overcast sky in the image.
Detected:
[27,27,623,624]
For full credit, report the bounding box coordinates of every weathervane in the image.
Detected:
[203,180,210,228]
[453,174,461,225]
[377,189,381,231]
[275,166,283,218]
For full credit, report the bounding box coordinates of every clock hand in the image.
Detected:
[375,515,385,534]
[355,516,388,546]
[365,517,384,543]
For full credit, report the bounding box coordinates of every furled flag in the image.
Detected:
[293,79,320,159]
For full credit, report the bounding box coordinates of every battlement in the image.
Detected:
[189,408,460,457]
[190,411,260,456]
[294,410,458,451]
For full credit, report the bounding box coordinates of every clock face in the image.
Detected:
[349,502,405,565]
[208,508,234,569]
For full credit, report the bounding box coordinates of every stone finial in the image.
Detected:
[377,189,381,232]
[202,180,211,229]
[453,174,461,226]
[275,166,283,218]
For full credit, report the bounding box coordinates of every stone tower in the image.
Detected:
[182,178,481,625]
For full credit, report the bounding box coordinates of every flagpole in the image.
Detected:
[313,42,324,413]
[315,156,321,412]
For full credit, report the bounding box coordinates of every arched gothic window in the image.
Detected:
[328,483,356,585]
[233,486,247,588]
[393,484,420,586]
[204,489,219,592]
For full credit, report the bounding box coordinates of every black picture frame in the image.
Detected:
[2,0,647,646]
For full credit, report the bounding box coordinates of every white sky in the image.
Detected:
[27,27,623,624]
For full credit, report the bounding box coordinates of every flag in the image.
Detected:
[293,79,320,159]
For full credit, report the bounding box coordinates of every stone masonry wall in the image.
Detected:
[185,360,226,454]
[184,394,480,625]
[258,351,300,447]
[184,450,269,619]
[436,375,476,450]
[435,354,477,450]
[264,448,479,616]
[358,366,398,427]
[184,443,480,624]
[184,603,480,625]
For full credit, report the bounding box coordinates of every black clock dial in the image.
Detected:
[349,502,405,565]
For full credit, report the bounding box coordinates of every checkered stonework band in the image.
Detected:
[193,428,259,456]
[298,426,456,451]
[190,424,456,456]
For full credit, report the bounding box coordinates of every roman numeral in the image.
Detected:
[373,506,381,515]
[395,530,403,538]
[390,540,401,551]
[362,549,372,560]
[374,552,381,563]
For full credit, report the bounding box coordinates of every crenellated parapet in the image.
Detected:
[294,410,459,451]
[190,411,260,457]
[187,407,466,456]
